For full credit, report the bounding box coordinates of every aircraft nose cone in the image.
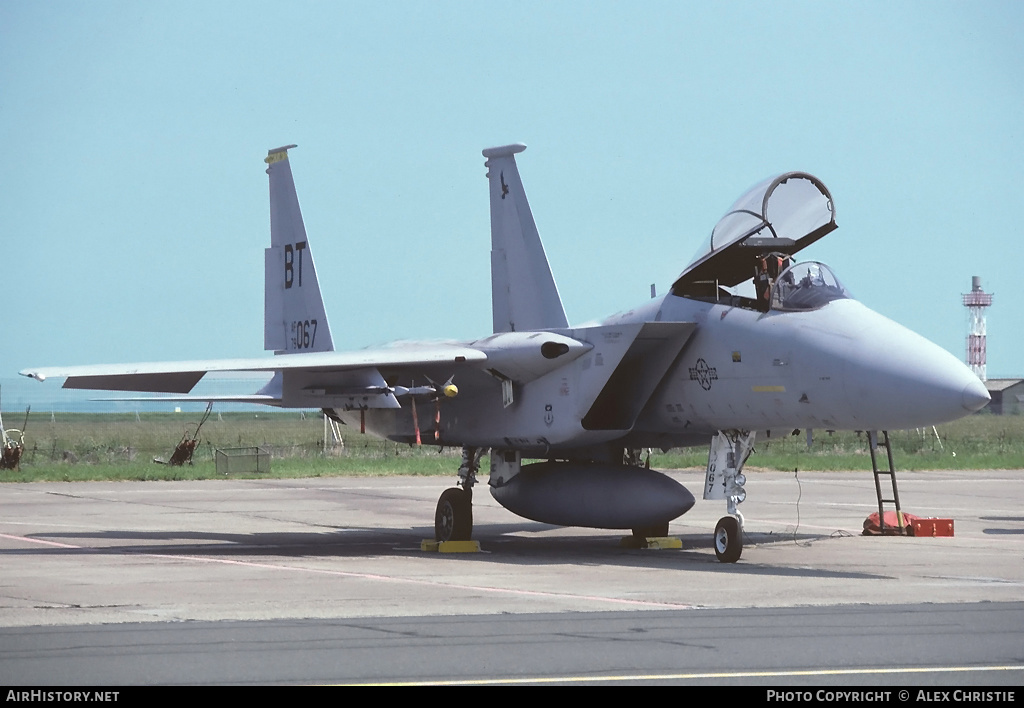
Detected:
[822,301,991,429]
[962,378,990,412]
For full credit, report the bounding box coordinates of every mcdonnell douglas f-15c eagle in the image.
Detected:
[22,144,990,562]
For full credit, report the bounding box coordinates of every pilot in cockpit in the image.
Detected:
[771,261,852,311]
[799,263,825,289]
[753,253,792,311]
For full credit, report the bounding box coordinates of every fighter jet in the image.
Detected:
[21,144,990,562]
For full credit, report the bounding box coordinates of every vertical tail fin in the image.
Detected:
[263,145,335,354]
[483,144,568,333]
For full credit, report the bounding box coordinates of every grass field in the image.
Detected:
[2,410,1022,482]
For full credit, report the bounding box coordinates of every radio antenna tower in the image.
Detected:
[962,276,993,381]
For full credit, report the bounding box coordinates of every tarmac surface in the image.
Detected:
[1,468,1022,684]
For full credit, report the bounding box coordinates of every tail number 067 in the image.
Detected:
[290,319,318,349]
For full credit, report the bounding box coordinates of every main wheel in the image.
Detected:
[435,487,473,542]
[714,516,742,563]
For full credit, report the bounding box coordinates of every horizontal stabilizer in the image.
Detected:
[95,371,284,405]
[60,372,206,394]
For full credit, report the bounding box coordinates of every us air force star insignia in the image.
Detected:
[500,171,509,199]
[689,358,718,391]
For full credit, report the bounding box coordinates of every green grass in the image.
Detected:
[4,411,462,482]
[652,412,1024,472]
[3,410,1023,482]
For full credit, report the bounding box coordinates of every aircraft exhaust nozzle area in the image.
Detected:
[490,463,695,529]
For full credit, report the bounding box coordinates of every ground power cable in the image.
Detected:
[792,467,813,548]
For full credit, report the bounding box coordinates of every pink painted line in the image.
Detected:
[1,531,699,610]
[0,533,85,549]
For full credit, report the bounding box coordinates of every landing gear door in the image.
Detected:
[672,172,837,297]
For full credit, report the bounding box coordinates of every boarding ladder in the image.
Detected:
[868,430,908,535]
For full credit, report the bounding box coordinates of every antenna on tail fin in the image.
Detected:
[483,144,568,333]
[263,145,335,354]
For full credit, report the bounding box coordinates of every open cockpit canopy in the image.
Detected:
[671,172,836,297]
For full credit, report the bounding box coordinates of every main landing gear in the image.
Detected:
[434,446,483,543]
[705,430,755,563]
[435,487,472,542]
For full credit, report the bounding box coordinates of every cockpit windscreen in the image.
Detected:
[770,261,852,311]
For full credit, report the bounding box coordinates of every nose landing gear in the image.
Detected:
[705,430,754,563]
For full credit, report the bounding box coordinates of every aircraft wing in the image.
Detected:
[91,394,286,405]
[20,344,487,393]
[20,332,594,410]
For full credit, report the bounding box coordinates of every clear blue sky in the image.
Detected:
[3,1,1021,395]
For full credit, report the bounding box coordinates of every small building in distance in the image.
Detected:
[984,379,1024,415]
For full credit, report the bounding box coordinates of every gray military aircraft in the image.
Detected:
[22,144,990,562]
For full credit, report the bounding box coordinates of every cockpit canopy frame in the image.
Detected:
[672,172,836,296]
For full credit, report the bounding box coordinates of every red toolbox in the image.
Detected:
[911,518,954,537]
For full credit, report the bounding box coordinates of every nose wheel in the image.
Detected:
[714,515,742,563]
